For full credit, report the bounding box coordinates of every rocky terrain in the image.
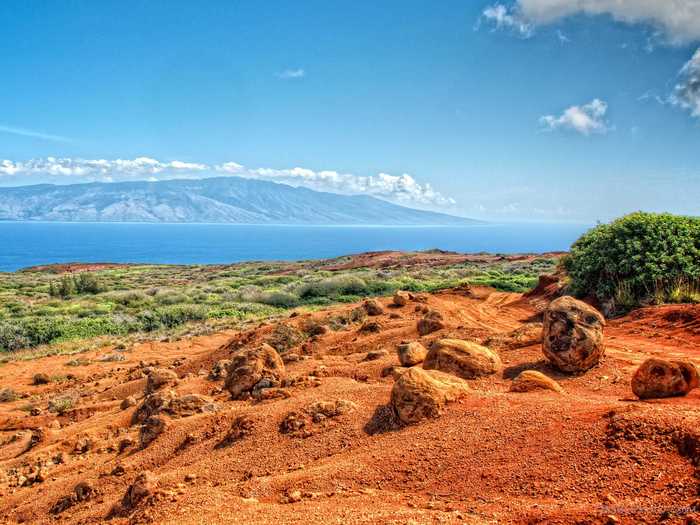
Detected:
[1,280,699,524]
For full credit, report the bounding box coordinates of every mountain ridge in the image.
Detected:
[0,177,477,225]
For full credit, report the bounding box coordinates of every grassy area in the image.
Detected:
[0,253,557,357]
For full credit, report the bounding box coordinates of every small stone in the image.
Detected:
[364,349,388,361]
[32,373,50,385]
[393,291,410,307]
[362,299,384,316]
[509,370,564,394]
[120,396,136,410]
[397,342,428,367]
[145,368,178,394]
[417,310,445,336]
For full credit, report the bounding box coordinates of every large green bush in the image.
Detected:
[563,212,700,308]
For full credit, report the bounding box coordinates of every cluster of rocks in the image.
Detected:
[280,399,357,437]
[390,294,700,425]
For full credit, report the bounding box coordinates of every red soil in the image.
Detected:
[20,263,132,274]
[1,287,699,524]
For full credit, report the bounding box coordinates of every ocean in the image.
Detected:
[0,222,592,272]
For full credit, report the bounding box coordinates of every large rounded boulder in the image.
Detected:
[225,343,286,399]
[542,296,605,374]
[423,339,502,379]
[390,367,468,425]
[631,358,699,399]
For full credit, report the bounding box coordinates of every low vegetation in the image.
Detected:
[0,252,556,355]
[563,212,700,310]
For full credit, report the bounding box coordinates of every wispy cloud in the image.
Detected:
[539,99,611,136]
[0,124,72,143]
[477,4,532,37]
[670,47,700,118]
[276,68,305,79]
[0,157,454,208]
[482,1,700,45]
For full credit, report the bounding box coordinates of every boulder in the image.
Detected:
[417,310,445,336]
[424,339,502,379]
[484,323,543,351]
[145,368,178,394]
[122,471,158,509]
[363,299,384,316]
[359,320,382,333]
[542,296,605,374]
[133,390,177,424]
[120,396,136,410]
[139,416,169,447]
[509,370,563,393]
[393,291,410,307]
[32,373,50,386]
[168,394,219,416]
[363,349,388,361]
[225,344,286,399]
[631,358,699,399]
[390,368,468,424]
[397,342,428,367]
[209,359,231,380]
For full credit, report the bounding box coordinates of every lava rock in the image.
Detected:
[424,339,502,379]
[363,299,384,316]
[145,368,178,394]
[542,296,605,374]
[417,310,445,336]
[393,291,410,307]
[397,342,428,367]
[631,358,699,399]
[224,343,286,399]
[391,367,469,424]
[509,370,563,393]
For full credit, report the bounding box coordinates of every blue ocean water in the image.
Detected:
[0,222,592,272]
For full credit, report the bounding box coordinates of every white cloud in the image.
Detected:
[670,48,700,117]
[539,98,610,135]
[479,4,533,37]
[0,157,454,208]
[0,124,72,143]
[0,157,207,179]
[277,68,305,79]
[482,1,700,45]
[216,164,456,207]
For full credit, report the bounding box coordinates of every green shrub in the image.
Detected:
[296,275,367,299]
[74,273,103,294]
[137,304,208,331]
[0,322,30,352]
[563,212,700,308]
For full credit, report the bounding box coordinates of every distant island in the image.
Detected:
[0,177,477,226]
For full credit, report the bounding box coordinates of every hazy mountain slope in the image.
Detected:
[0,177,476,225]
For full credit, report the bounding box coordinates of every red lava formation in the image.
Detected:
[1,282,700,524]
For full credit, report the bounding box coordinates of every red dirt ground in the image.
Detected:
[1,286,699,524]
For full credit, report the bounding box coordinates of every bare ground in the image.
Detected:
[1,285,699,524]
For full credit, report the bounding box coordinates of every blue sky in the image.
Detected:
[1,0,699,222]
